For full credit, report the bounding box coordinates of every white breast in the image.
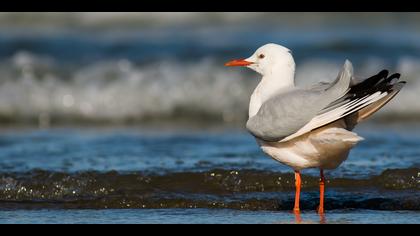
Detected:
[257,123,364,171]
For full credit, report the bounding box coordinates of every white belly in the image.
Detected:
[257,127,364,171]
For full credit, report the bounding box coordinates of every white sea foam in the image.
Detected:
[0,51,418,125]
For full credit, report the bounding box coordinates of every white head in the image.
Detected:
[226,43,296,117]
[225,43,295,77]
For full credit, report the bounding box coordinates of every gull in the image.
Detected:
[225,43,405,214]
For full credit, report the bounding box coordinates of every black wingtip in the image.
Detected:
[388,73,401,79]
[378,69,389,77]
[385,73,401,84]
[349,69,389,94]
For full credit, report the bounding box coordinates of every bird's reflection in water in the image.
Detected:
[292,211,327,224]
[319,212,327,224]
[294,211,302,223]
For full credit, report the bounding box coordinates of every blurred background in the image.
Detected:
[0,12,419,128]
[0,13,419,223]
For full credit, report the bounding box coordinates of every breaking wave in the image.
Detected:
[0,168,418,210]
[0,12,420,126]
[0,52,419,126]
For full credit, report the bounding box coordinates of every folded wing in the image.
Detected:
[246,60,405,143]
[281,68,405,141]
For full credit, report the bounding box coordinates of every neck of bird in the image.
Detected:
[248,64,295,118]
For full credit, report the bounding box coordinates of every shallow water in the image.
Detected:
[0,123,419,223]
[0,209,419,224]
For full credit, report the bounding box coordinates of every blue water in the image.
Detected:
[0,123,419,176]
[0,123,418,223]
[0,13,419,224]
[0,13,419,124]
[0,209,419,224]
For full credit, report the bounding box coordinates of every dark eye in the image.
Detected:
[258,54,265,59]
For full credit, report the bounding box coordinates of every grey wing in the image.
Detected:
[281,67,405,142]
[246,89,327,141]
[246,60,353,142]
[307,81,332,92]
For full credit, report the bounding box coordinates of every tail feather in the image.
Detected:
[320,70,405,117]
[312,127,364,145]
[356,81,405,122]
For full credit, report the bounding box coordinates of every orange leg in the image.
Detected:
[318,169,325,214]
[293,170,301,213]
